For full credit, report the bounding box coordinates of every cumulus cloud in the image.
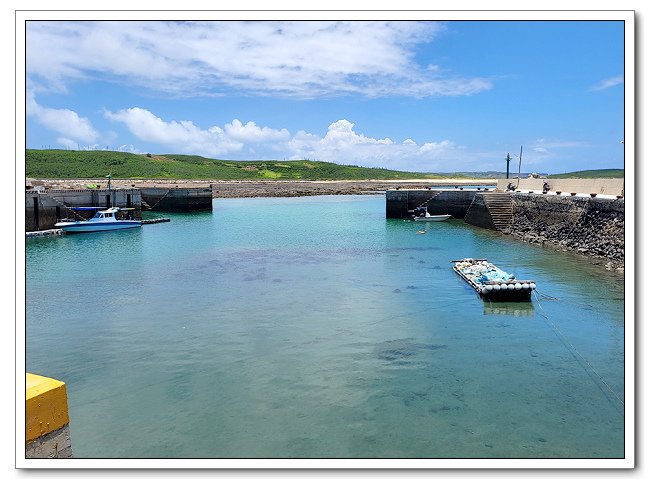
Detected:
[104,107,244,156]
[589,75,623,91]
[103,107,460,170]
[285,119,456,169]
[224,119,290,143]
[56,137,78,149]
[26,20,492,99]
[27,91,99,144]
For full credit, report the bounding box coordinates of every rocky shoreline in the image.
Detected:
[35,178,496,198]
[505,193,625,271]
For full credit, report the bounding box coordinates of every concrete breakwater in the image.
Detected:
[385,187,624,269]
[385,189,478,219]
[505,193,624,269]
[26,188,141,232]
[25,186,212,231]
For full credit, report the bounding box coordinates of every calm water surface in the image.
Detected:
[26,195,625,458]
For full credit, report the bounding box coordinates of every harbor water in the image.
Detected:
[25,195,625,458]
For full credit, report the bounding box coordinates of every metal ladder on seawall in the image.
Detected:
[482,192,513,230]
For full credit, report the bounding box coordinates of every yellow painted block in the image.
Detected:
[25,373,69,444]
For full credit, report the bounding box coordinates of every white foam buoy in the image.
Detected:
[514,283,522,290]
[530,283,537,290]
[507,284,515,290]
[522,283,530,290]
[482,286,489,294]
[485,284,493,291]
[501,284,508,290]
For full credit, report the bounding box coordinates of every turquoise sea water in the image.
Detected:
[25,195,625,459]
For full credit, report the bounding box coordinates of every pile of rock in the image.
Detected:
[506,194,624,270]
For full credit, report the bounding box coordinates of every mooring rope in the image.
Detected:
[532,289,624,415]
[145,189,171,210]
[45,193,88,221]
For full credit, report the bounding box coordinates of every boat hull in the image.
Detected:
[413,214,451,222]
[55,221,142,233]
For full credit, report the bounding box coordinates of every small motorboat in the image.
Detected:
[55,207,141,233]
[413,212,451,222]
[452,258,536,301]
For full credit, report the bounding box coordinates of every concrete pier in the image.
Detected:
[25,373,72,458]
[25,186,212,231]
[497,178,624,197]
[26,188,142,232]
[385,189,478,218]
[140,187,213,212]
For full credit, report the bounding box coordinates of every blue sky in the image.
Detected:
[25,20,625,173]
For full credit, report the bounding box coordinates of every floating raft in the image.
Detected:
[26,229,64,238]
[142,218,171,225]
[452,258,536,302]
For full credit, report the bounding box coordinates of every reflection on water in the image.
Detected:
[26,195,625,459]
[484,301,535,317]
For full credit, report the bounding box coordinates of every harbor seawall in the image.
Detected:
[505,193,624,268]
[497,178,624,196]
[385,188,624,268]
[385,189,477,218]
[25,186,213,231]
[140,187,213,212]
[26,189,141,232]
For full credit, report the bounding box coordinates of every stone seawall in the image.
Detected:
[505,193,624,269]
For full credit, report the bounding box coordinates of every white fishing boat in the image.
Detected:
[413,212,451,222]
[55,207,141,233]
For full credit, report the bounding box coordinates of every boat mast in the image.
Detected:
[516,146,523,188]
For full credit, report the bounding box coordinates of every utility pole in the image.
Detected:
[505,153,512,179]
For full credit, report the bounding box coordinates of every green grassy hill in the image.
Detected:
[26,149,621,181]
[26,149,448,180]
[547,169,624,179]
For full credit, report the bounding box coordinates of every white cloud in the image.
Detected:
[103,107,461,170]
[56,137,78,149]
[285,119,456,170]
[26,21,492,99]
[532,138,587,151]
[104,107,243,156]
[224,119,290,143]
[590,76,623,91]
[27,91,99,144]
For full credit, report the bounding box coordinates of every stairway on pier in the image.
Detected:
[482,192,513,230]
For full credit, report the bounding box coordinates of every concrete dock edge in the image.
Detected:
[25,373,72,458]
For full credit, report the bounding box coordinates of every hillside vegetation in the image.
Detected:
[26,149,448,180]
[26,149,621,181]
[547,169,624,179]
